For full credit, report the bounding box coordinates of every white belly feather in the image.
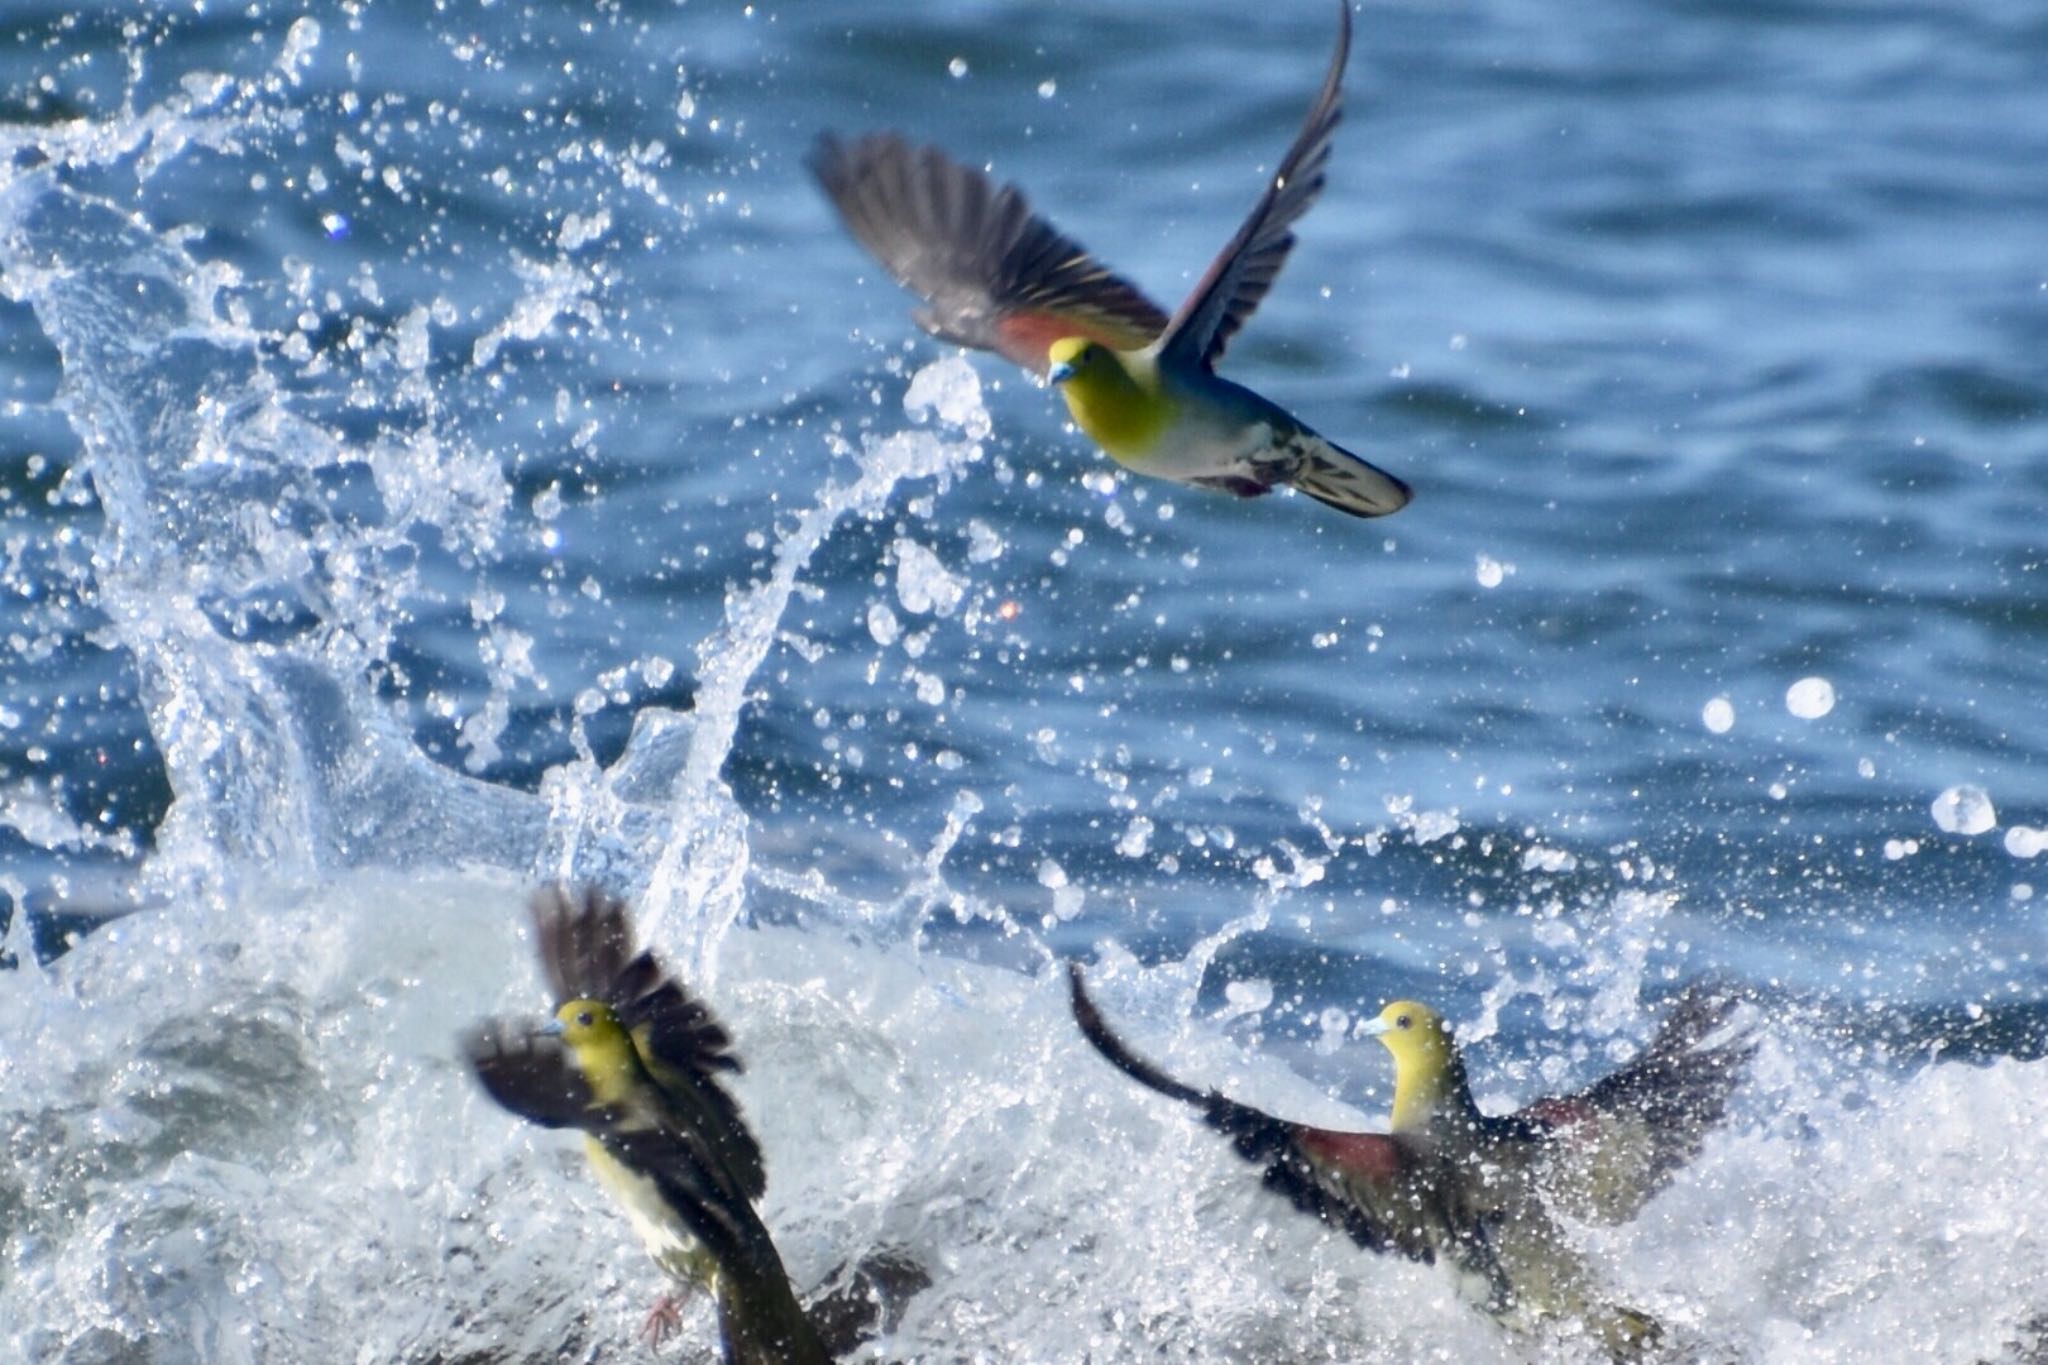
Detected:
[583,1135,709,1282]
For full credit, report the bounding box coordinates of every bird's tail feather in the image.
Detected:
[715,1255,831,1365]
[1288,435,1412,519]
[668,1172,830,1364]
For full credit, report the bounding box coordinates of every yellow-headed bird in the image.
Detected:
[811,3,1412,522]
[464,887,828,1363]
[1070,966,1757,1359]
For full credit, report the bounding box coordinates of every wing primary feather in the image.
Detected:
[1514,984,1760,1219]
[810,131,1169,372]
[1066,962,1210,1106]
[461,1019,598,1130]
[1161,0,1353,368]
[531,883,638,1006]
[1563,986,1758,1141]
[1572,994,1753,1154]
[1067,963,1419,1260]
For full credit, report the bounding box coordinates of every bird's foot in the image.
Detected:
[639,1293,687,1348]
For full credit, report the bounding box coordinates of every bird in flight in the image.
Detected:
[464,886,831,1362]
[812,3,1412,522]
[1070,965,1758,1359]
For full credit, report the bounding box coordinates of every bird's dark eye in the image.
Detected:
[1396,1014,1413,1029]
[575,1010,593,1028]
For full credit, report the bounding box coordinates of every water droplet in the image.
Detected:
[1931,784,1996,836]
[1785,676,1835,719]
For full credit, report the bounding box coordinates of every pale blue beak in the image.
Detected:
[1046,360,1077,385]
[539,1017,566,1037]
[1357,1017,1393,1037]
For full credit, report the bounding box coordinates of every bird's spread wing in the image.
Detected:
[531,883,638,1005]
[810,131,1170,374]
[1160,1,1351,371]
[463,1018,599,1130]
[530,884,767,1203]
[1067,964,1448,1266]
[1514,986,1758,1223]
[631,1006,767,1206]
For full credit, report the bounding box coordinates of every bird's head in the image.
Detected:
[1362,1000,1479,1131]
[541,999,645,1104]
[546,998,632,1053]
[1361,1000,1459,1080]
[1045,336,1105,386]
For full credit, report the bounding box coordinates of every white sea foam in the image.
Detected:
[6,871,2046,1363]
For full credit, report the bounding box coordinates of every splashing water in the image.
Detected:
[2,14,2045,1365]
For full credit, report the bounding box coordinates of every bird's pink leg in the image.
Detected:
[638,1291,687,1348]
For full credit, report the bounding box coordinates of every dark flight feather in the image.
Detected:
[810,131,1169,373]
[1160,1,1353,369]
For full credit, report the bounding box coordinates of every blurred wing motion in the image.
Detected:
[1067,964,1495,1279]
[530,883,766,1202]
[1070,965,1756,1358]
[463,886,827,1365]
[466,1017,598,1129]
[1161,0,1353,370]
[809,131,1170,374]
[1512,985,1759,1223]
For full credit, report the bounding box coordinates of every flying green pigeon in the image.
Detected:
[811,3,1411,521]
[464,887,830,1362]
[1071,968,1758,1359]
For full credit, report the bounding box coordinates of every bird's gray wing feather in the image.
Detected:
[1512,985,1758,1221]
[462,1019,598,1129]
[1159,1,1351,370]
[530,883,637,1005]
[810,131,1169,374]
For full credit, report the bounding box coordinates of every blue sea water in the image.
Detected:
[1,1,2044,1361]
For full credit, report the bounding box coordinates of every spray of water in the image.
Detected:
[3,26,2046,1365]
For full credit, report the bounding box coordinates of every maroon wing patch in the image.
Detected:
[1294,1126,1405,1185]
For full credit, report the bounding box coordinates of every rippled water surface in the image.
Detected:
[1,1,2043,1361]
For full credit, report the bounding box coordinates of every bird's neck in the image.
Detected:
[570,1029,645,1108]
[1057,351,1173,460]
[1390,1042,1481,1135]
